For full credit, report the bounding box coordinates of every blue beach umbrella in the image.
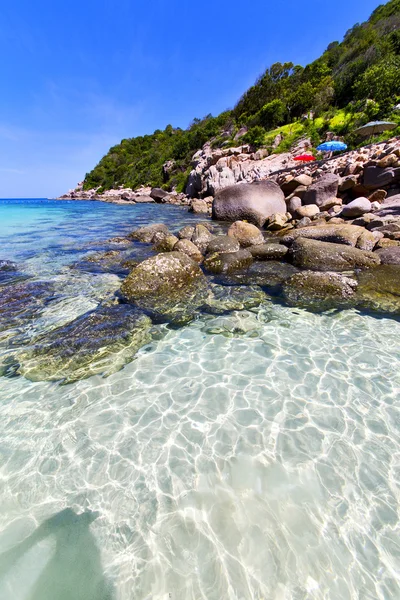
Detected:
[317,141,348,152]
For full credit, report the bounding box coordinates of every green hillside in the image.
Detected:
[83,0,400,194]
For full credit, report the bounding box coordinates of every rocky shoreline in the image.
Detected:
[3,135,399,383]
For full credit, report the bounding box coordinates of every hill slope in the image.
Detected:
[83,0,400,195]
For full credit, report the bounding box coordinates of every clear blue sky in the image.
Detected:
[0,0,384,197]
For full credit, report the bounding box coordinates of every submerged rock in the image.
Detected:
[120,252,208,323]
[73,250,135,275]
[0,281,55,334]
[282,271,358,310]
[17,305,152,383]
[291,237,380,271]
[217,260,298,289]
[0,260,25,285]
[0,260,18,272]
[356,265,400,314]
[202,284,268,315]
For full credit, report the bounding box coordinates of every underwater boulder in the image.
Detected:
[17,304,152,383]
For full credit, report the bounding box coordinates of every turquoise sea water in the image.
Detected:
[0,199,400,600]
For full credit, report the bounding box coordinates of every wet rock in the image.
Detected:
[282,271,357,310]
[212,181,286,227]
[128,224,169,243]
[73,250,134,275]
[202,284,268,315]
[17,305,152,383]
[173,239,203,263]
[248,243,288,260]
[206,235,240,254]
[291,237,380,271]
[341,197,372,218]
[191,224,214,253]
[227,221,264,247]
[303,174,339,208]
[356,265,400,314]
[120,252,208,323]
[177,225,195,240]
[153,234,179,252]
[203,250,253,274]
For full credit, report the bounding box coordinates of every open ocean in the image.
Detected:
[0,199,399,600]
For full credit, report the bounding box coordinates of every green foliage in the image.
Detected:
[353,55,400,107]
[84,0,400,193]
[258,99,287,129]
[242,126,266,148]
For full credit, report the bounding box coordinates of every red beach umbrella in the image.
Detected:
[293,154,316,162]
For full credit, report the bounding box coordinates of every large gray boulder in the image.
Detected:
[291,237,380,271]
[120,252,208,323]
[302,174,339,208]
[212,181,286,227]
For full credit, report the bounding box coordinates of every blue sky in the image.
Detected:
[0,0,384,197]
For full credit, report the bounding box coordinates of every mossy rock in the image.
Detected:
[120,251,208,323]
[291,237,380,271]
[282,271,358,311]
[128,223,169,243]
[203,250,253,274]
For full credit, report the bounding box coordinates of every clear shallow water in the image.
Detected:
[0,200,400,600]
